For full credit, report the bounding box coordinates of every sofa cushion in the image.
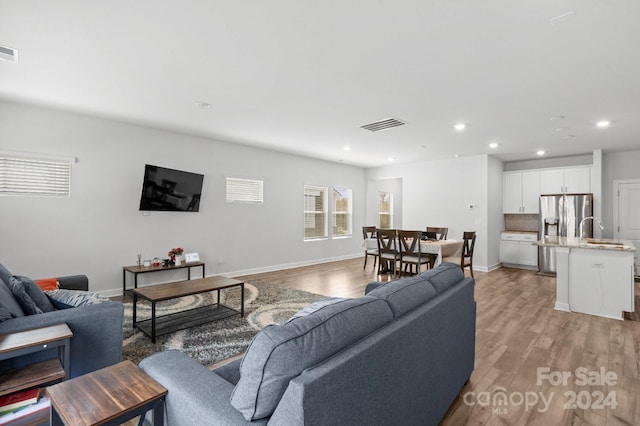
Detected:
[45,289,109,310]
[17,276,55,313]
[286,297,345,321]
[0,278,25,317]
[0,304,15,322]
[419,262,465,294]
[230,296,394,421]
[366,275,438,318]
[0,262,13,289]
[8,276,43,315]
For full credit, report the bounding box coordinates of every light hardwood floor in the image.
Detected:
[238,258,640,425]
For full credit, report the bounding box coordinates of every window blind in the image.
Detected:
[226,177,264,203]
[0,154,72,196]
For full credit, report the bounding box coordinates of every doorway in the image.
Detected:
[613,179,640,276]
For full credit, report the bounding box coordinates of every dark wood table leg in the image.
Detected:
[151,302,157,343]
[240,283,245,317]
[133,293,138,325]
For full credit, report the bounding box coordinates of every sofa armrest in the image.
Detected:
[57,275,89,291]
[0,301,124,378]
[139,351,265,426]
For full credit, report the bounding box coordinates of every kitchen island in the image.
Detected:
[534,237,636,320]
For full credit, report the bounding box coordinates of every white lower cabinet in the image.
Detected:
[500,232,538,268]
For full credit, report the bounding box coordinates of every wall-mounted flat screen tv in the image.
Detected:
[139,164,204,212]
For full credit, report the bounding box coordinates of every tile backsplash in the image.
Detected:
[504,214,539,232]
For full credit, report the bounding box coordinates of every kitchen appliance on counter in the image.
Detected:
[539,193,593,273]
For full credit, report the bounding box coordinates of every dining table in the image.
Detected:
[361,238,464,267]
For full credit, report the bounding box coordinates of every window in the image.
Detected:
[226,177,264,203]
[332,187,352,237]
[304,185,327,240]
[379,191,393,228]
[0,152,72,196]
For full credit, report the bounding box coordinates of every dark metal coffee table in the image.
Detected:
[131,276,245,343]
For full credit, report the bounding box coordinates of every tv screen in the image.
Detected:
[139,164,204,212]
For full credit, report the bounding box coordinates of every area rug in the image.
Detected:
[122,280,325,366]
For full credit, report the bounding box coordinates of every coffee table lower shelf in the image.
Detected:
[135,304,241,342]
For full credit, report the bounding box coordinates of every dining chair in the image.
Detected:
[426,227,448,240]
[398,230,431,275]
[376,229,400,276]
[425,227,448,267]
[362,226,378,270]
[443,231,476,277]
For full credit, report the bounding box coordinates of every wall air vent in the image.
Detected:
[0,45,18,63]
[360,117,407,132]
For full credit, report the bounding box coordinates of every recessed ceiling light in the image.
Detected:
[343,145,351,151]
[195,101,212,109]
[537,150,546,156]
[489,142,498,149]
[417,145,426,149]
[453,154,461,158]
[387,157,395,162]
[549,115,565,121]
[555,127,566,132]
[596,120,611,128]
[454,123,466,131]
[563,134,576,139]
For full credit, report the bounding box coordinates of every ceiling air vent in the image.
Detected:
[360,117,407,132]
[0,45,19,64]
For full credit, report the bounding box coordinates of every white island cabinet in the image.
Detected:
[534,237,636,320]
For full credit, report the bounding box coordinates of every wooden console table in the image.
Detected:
[47,360,167,426]
[122,261,205,295]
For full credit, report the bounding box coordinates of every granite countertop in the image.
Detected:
[533,236,637,252]
[501,230,539,235]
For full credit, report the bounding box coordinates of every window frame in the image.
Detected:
[332,187,353,239]
[0,151,74,197]
[226,177,264,204]
[304,184,328,241]
[379,191,394,228]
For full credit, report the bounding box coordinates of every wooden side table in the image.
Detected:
[46,360,167,426]
[0,323,72,396]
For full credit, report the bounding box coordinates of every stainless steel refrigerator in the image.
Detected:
[538,193,593,273]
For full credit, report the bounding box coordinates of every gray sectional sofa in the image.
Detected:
[0,263,124,378]
[140,262,476,425]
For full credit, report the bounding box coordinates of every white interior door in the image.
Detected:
[614,180,640,275]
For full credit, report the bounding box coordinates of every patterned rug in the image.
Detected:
[122,280,325,366]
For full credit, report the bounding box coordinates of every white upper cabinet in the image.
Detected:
[503,171,540,213]
[540,166,591,194]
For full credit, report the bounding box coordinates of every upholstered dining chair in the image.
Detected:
[362,226,378,269]
[398,230,431,275]
[376,229,401,276]
[443,231,476,277]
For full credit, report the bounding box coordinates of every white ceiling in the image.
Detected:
[1,1,639,167]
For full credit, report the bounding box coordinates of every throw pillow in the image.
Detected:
[45,289,110,310]
[17,276,55,313]
[34,278,59,291]
[230,297,394,421]
[7,276,43,315]
[0,278,25,317]
[0,303,15,322]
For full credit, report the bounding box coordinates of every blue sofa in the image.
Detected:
[139,262,476,425]
[0,264,124,379]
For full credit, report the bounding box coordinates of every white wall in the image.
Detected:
[366,155,503,272]
[0,100,366,295]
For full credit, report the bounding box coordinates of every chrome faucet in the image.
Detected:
[579,216,603,239]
